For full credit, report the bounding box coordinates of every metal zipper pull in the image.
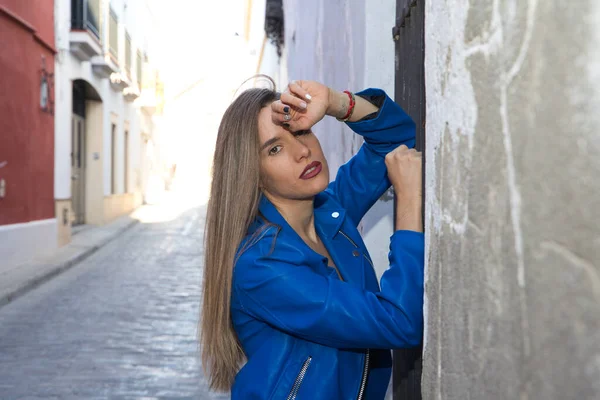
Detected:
[357,350,370,400]
[287,356,312,400]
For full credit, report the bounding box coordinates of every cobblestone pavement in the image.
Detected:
[0,203,230,400]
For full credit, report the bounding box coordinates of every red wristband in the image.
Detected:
[337,90,356,122]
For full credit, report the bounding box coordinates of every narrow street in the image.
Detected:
[0,200,229,400]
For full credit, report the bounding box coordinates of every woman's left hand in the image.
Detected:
[271,80,330,131]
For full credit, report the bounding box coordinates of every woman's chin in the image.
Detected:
[308,173,329,191]
[290,180,329,201]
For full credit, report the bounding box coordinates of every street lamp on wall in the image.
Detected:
[40,56,54,115]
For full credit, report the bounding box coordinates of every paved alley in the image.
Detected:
[0,203,229,400]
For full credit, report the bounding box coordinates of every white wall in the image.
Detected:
[360,0,398,279]
[258,40,285,89]
[0,220,58,271]
[54,0,72,200]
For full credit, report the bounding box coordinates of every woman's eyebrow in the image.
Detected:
[260,136,281,151]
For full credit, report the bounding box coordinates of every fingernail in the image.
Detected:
[283,106,290,113]
[305,94,312,100]
[283,122,290,127]
[299,101,307,109]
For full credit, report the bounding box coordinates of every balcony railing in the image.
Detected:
[71,0,101,39]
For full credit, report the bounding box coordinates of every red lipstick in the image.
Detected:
[300,161,322,179]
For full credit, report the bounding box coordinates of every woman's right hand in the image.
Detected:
[271,80,330,131]
[385,145,423,232]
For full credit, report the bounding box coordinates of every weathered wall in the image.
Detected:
[423,0,600,398]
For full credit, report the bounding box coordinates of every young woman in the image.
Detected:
[201,78,424,399]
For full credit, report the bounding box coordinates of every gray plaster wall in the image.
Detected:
[423,0,600,399]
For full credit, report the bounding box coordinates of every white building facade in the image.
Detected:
[54,0,164,246]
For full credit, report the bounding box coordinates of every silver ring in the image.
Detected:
[284,114,291,121]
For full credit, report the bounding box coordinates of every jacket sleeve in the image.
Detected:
[325,88,416,226]
[233,230,424,349]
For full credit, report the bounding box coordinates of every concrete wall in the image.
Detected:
[423,0,600,398]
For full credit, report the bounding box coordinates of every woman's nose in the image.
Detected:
[294,139,311,160]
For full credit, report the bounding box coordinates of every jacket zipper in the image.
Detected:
[356,350,370,400]
[339,230,359,248]
[286,356,312,400]
[338,230,371,399]
[362,254,374,268]
[340,231,374,269]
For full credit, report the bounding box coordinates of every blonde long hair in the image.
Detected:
[201,86,280,391]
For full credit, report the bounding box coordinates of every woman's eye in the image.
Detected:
[268,145,282,155]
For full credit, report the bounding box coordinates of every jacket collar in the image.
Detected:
[258,194,365,288]
[258,193,345,239]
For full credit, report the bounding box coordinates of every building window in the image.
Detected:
[109,7,119,60]
[111,123,117,194]
[125,32,132,79]
[124,130,129,192]
[40,76,49,110]
[71,0,101,39]
[39,57,55,115]
[39,59,54,115]
[136,51,143,89]
[72,80,86,117]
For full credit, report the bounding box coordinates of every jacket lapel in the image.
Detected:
[258,194,365,288]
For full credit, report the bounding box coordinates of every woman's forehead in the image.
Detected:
[257,106,283,142]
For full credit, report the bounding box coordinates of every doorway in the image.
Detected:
[71,80,88,226]
[393,0,425,399]
[71,114,86,225]
[124,129,129,193]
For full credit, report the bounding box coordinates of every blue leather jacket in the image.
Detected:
[231,89,424,400]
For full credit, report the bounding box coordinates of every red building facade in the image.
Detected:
[0,1,56,225]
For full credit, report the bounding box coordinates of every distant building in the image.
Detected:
[0,0,165,271]
[53,0,165,245]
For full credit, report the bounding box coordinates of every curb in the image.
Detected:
[0,218,139,309]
